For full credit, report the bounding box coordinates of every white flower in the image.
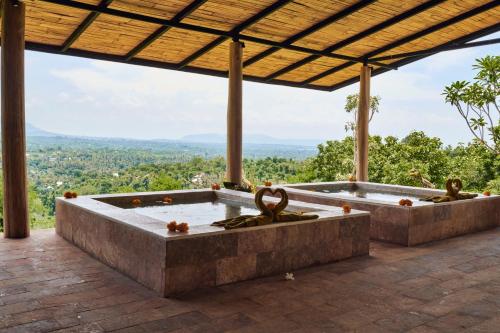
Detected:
[285,272,295,281]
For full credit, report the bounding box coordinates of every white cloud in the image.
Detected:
[27,42,497,145]
[419,48,479,73]
[51,60,228,107]
[373,71,441,102]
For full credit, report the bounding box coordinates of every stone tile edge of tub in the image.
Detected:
[276,185,497,208]
[56,189,370,242]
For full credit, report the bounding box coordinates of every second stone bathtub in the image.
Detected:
[275,182,500,246]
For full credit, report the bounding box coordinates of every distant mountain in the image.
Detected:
[180,133,226,143]
[181,133,322,147]
[25,124,323,148]
[26,123,59,137]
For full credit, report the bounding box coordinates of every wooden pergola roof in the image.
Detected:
[10,0,500,91]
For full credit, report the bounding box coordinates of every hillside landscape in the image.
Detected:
[0,124,497,232]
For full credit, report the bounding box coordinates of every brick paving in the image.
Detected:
[1,228,500,332]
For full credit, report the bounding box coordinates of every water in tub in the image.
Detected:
[127,199,261,226]
[316,188,424,204]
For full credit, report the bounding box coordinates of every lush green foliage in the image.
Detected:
[0,177,53,231]
[312,131,499,191]
[0,130,498,231]
[0,140,310,231]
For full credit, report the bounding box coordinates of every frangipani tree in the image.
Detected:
[344,94,381,177]
[443,55,499,155]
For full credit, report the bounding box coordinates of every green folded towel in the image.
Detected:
[421,178,478,203]
[212,188,318,229]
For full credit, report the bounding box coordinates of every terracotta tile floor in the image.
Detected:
[1,228,500,332]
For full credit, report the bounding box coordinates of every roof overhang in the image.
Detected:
[4,0,500,91]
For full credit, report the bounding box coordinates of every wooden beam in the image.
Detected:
[61,0,114,52]
[226,41,243,184]
[1,0,29,238]
[356,65,371,182]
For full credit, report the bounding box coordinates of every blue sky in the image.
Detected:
[25,33,499,146]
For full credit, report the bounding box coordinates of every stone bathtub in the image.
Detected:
[56,189,370,297]
[273,182,500,246]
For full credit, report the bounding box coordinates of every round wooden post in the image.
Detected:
[1,0,29,238]
[226,40,243,184]
[356,65,371,182]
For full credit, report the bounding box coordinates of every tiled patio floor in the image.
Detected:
[1,228,500,332]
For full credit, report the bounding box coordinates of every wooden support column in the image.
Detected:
[226,40,243,184]
[356,65,371,182]
[1,0,29,238]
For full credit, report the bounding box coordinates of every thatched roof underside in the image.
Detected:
[10,0,500,91]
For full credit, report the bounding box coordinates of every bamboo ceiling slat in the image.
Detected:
[374,8,500,58]
[309,12,500,87]
[291,0,427,51]
[109,0,193,20]
[276,57,346,82]
[312,63,363,86]
[301,3,500,87]
[187,39,231,70]
[241,0,359,43]
[336,0,493,58]
[324,63,383,87]
[77,0,106,5]
[246,0,439,81]
[240,43,285,75]
[71,14,160,56]
[181,0,277,32]
[136,28,218,63]
[24,1,89,46]
[239,48,311,77]
[14,0,500,91]
[190,40,269,71]
[240,41,272,63]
